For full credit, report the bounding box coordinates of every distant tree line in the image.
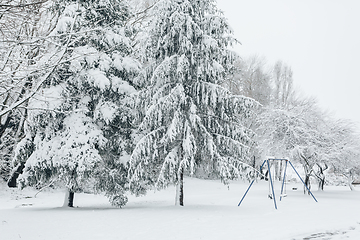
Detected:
[223,55,360,191]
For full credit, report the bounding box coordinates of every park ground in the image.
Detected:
[1,177,360,240]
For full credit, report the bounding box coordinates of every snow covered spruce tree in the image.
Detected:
[128,0,257,206]
[13,0,140,207]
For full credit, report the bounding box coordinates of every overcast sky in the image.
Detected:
[217,0,360,128]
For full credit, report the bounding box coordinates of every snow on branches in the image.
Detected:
[128,0,257,200]
[18,113,106,190]
[12,0,139,207]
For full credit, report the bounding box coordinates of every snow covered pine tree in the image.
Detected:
[13,0,140,207]
[128,0,257,206]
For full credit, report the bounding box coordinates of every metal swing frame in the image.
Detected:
[238,158,318,209]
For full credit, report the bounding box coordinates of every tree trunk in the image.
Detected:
[7,162,25,188]
[304,174,311,195]
[318,177,325,191]
[316,164,327,191]
[179,168,184,206]
[277,161,283,181]
[15,104,28,140]
[317,168,325,191]
[252,156,256,168]
[348,176,355,191]
[175,167,184,206]
[302,163,312,195]
[63,189,75,207]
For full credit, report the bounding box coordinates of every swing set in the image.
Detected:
[238,158,318,209]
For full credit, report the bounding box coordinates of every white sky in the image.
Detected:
[217,0,360,127]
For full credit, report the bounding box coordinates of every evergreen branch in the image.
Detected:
[196,118,260,177]
[196,112,254,145]
[212,132,250,151]
[197,112,246,130]
[140,85,184,130]
[196,80,258,103]
[128,127,166,183]
[154,147,178,189]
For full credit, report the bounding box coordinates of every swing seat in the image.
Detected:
[280,194,287,197]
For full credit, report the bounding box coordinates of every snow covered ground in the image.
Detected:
[1,177,360,240]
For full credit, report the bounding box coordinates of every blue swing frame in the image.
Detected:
[238,158,318,209]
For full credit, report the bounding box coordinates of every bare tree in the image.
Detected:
[256,96,360,192]
[271,60,295,108]
[0,0,55,180]
[1,0,78,184]
[223,55,272,106]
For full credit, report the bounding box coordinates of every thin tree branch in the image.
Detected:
[0,10,79,118]
[0,1,48,8]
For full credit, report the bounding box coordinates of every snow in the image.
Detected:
[18,112,106,190]
[1,177,360,240]
[94,101,118,124]
[112,54,140,75]
[111,76,137,95]
[55,16,73,33]
[28,85,63,112]
[87,69,110,90]
[54,3,78,34]
[121,56,141,74]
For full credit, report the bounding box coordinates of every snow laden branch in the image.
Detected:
[192,81,258,119]
[128,127,166,192]
[0,9,79,118]
[0,0,49,8]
